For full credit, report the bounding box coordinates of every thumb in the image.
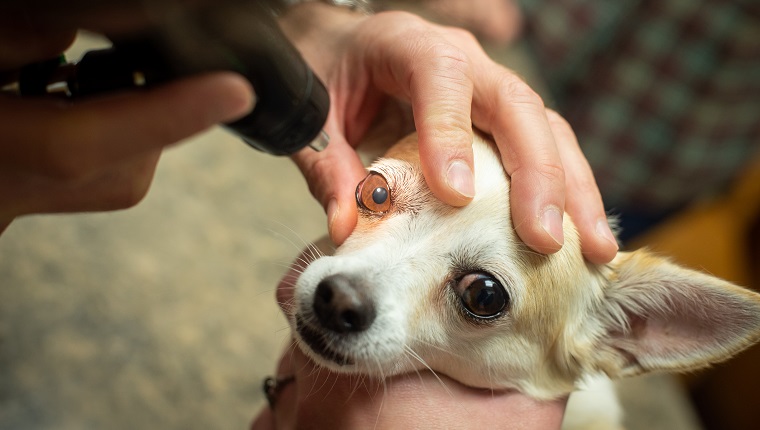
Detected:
[291,134,367,245]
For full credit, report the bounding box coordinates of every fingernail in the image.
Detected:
[595,219,619,249]
[446,161,475,199]
[327,198,339,232]
[540,206,564,246]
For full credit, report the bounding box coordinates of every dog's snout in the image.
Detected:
[314,274,376,333]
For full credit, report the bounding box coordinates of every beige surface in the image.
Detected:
[0,34,704,430]
[0,126,325,429]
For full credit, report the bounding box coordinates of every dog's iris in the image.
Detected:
[356,172,391,213]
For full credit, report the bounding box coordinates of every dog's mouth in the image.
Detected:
[295,315,354,366]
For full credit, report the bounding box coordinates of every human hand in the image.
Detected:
[250,249,567,430]
[252,347,567,430]
[418,0,523,44]
[0,12,254,232]
[279,4,618,264]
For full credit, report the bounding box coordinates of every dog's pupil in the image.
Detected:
[476,288,495,308]
[372,187,388,204]
[460,275,507,319]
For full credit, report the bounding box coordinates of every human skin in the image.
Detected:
[0,1,603,427]
[279,3,618,264]
[0,1,617,264]
[0,7,255,234]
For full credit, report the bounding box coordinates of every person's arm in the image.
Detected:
[278,2,618,264]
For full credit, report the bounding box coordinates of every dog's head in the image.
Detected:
[289,133,760,399]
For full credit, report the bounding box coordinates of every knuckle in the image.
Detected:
[425,115,472,147]
[498,75,545,110]
[428,127,472,155]
[537,159,566,187]
[426,42,471,73]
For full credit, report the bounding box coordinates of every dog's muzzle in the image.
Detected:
[296,274,377,365]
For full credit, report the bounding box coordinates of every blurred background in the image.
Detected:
[0,97,323,429]
[2,1,759,429]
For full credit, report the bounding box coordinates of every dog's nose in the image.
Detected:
[313,274,376,333]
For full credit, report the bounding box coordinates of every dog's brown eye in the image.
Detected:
[456,273,508,319]
[355,172,391,213]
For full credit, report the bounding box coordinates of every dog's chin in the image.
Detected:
[295,315,355,368]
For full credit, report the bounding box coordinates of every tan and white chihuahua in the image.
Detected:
[288,133,760,428]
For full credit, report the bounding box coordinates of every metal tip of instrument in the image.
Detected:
[308,130,330,152]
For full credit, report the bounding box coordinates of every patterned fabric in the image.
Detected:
[518,0,760,218]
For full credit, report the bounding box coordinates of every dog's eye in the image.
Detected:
[355,172,391,213]
[456,273,508,319]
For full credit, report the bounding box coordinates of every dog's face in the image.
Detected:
[288,133,760,399]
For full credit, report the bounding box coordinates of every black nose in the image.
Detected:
[313,274,376,333]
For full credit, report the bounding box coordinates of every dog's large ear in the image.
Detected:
[591,250,760,378]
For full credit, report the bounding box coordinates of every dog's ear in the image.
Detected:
[590,250,760,378]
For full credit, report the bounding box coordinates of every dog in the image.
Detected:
[286,132,760,428]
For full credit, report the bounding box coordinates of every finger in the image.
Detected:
[249,408,275,430]
[270,348,299,430]
[472,70,567,254]
[409,34,477,207]
[0,72,254,182]
[0,19,76,68]
[290,127,367,246]
[546,110,618,263]
[361,14,476,207]
[286,344,567,429]
[16,150,162,216]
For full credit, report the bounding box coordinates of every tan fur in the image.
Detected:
[289,132,760,428]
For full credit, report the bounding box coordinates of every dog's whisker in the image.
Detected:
[408,337,466,360]
[274,325,293,336]
[264,222,313,253]
[274,297,295,306]
[374,358,387,399]
[305,241,325,262]
[486,361,496,399]
[345,372,366,403]
[322,369,341,401]
[302,364,326,402]
[403,345,454,399]
[401,353,428,390]
[373,374,386,430]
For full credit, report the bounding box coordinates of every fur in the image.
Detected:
[287,133,760,427]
